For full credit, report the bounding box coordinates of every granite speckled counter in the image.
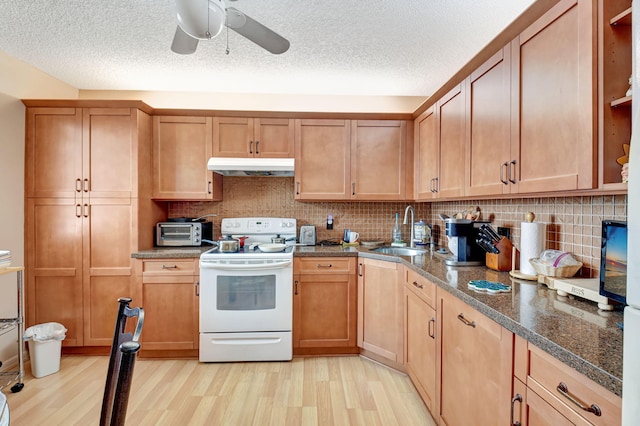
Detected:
[132,243,624,396]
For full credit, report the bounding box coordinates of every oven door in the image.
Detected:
[199,258,293,333]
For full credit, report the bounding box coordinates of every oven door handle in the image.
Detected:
[200,259,292,270]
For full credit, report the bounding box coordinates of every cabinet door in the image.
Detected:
[25,108,83,198]
[466,47,513,196]
[405,288,436,412]
[414,106,438,199]
[82,198,134,346]
[25,198,84,347]
[438,288,513,426]
[152,116,222,200]
[351,120,407,200]
[437,84,466,198]
[511,0,596,193]
[357,258,403,362]
[213,117,253,157]
[254,118,294,158]
[84,108,138,198]
[293,273,357,349]
[294,119,350,200]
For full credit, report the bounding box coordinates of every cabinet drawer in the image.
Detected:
[142,259,196,275]
[294,257,355,274]
[527,344,621,426]
[404,267,435,308]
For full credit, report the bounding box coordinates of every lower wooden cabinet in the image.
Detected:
[437,288,513,426]
[133,259,199,356]
[293,257,357,354]
[512,336,621,426]
[404,267,437,413]
[357,258,404,365]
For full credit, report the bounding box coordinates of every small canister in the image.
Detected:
[414,220,426,243]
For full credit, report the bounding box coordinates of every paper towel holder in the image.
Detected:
[508,212,541,281]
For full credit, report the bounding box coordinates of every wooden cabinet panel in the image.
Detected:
[213,117,294,158]
[293,257,357,354]
[25,198,83,347]
[357,258,403,363]
[414,106,438,199]
[465,47,513,196]
[153,116,222,200]
[437,288,513,426]
[512,0,596,193]
[350,120,407,200]
[25,108,83,198]
[437,84,466,198]
[294,119,351,200]
[405,286,436,413]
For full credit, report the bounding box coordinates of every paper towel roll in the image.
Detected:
[520,222,546,275]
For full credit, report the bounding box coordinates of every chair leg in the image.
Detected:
[109,341,141,426]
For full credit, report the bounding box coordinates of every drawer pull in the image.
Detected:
[510,393,523,426]
[161,264,178,269]
[556,382,601,417]
[412,281,424,289]
[317,264,332,269]
[428,317,435,339]
[457,313,476,328]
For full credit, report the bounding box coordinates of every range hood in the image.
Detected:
[207,157,294,177]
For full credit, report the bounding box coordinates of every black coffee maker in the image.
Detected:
[444,219,486,266]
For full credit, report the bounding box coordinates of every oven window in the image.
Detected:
[216,275,276,310]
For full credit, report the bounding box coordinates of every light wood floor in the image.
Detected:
[4,355,436,425]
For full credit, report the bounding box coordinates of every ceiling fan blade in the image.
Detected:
[171,26,199,54]
[226,7,290,54]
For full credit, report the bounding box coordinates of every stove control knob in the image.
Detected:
[281,221,294,228]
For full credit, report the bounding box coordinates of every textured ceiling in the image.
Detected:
[0,0,536,97]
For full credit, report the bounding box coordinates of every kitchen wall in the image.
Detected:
[170,178,628,277]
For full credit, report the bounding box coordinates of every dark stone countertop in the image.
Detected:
[132,243,624,396]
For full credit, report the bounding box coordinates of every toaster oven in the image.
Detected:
[156,222,213,246]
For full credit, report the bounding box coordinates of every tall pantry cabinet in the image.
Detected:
[24,101,155,347]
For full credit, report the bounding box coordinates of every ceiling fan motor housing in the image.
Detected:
[176,0,226,40]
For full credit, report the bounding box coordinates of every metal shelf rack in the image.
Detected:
[0,266,25,393]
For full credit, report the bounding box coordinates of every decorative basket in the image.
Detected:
[529,257,582,278]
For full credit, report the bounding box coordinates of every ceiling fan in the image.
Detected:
[171,0,290,55]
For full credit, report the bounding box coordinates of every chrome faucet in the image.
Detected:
[403,205,415,248]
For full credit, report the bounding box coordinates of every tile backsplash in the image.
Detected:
[169,177,627,277]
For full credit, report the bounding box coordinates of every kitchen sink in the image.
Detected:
[371,246,428,256]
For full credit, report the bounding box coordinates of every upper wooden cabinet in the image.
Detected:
[511,0,596,193]
[152,116,222,200]
[213,117,294,158]
[295,119,411,200]
[26,107,142,199]
[414,85,465,200]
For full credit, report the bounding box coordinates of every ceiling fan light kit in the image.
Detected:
[171,0,290,55]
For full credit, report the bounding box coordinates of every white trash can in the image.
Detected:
[24,322,67,378]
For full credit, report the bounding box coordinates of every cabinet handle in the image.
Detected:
[255,140,259,155]
[294,280,299,295]
[83,178,89,192]
[457,313,476,328]
[161,264,178,269]
[500,162,509,185]
[83,203,89,218]
[75,178,82,192]
[195,281,199,297]
[510,393,523,426]
[75,204,82,217]
[296,181,300,195]
[429,178,435,193]
[433,177,439,193]
[358,262,363,277]
[556,382,601,417]
[208,181,212,194]
[317,264,332,269]
[428,317,435,339]
[412,281,424,289]
[352,182,356,196]
[508,160,517,184]
[249,140,253,154]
